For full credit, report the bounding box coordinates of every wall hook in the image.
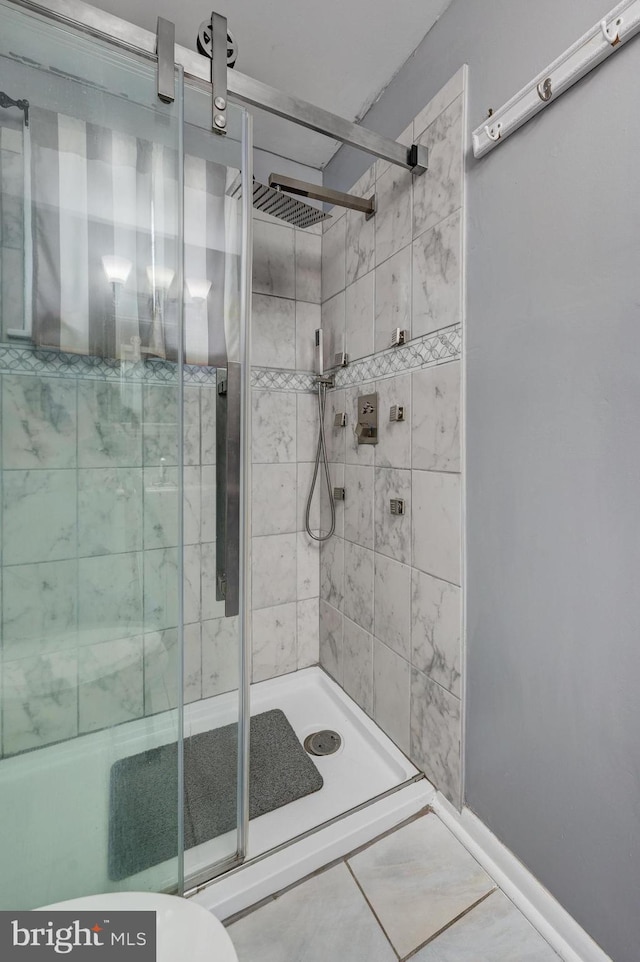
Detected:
[537,77,552,102]
[485,121,502,141]
[600,16,622,45]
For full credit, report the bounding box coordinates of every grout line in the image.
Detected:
[400,887,497,961]
[345,858,401,961]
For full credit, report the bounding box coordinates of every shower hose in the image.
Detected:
[305,380,336,542]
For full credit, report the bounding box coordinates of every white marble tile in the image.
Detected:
[201,616,239,697]
[79,552,144,643]
[413,67,466,140]
[252,462,298,536]
[185,543,202,626]
[412,361,461,471]
[253,218,296,298]
[200,385,216,465]
[374,467,412,564]
[343,617,373,715]
[346,205,375,286]
[322,215,346,302]
[411,668,461,805]
[348,813,493,958]
[323,389,347,463]
[296,392,319,463]
[319,599,343,683]
[78,636,144,733]
[229,862,396,962]
[251,390,297,464]
[297,597,319,669]
[345,271,375,361]
[144,623,201,713]
[297,531,320,600]
[350,164,376,198]
[322,208,343,234]
[2,650,78,755]
[344,463,374,549]
[414,890,559,962]
[374,245,412,353]
[374,553,411,660]
[2,560,77,659]
[413,94,463,239]
[376,122,413,181]
[412,209,462,337]
[77,379,142,469]
[3,375,77,469]
[183,386,201,468]
[295,229,321,303]
[252,602,297,682]
[295,301,322,371]
[3,469,76,565]
[252,293,296,369]
[412,569,461,697]
[252,533,297,609]
[320,290,345,364]
[375,373,411,469]
[412,470,461,585]
[297,462,320,532]
[200,542,226,622]
[142,383,179,467]
[343,541,374,633]
[373,638,410,753]
[142,547,179,632]
[375,165,412,267]
[320,534,344,610]
[78,467,143,556]
[141,465,191,549]
[200,465,216,544]
[320,461,344,538]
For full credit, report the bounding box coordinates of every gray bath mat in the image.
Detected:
[108,708,323,881]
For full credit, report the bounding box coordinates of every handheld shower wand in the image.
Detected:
[305,330,336,542]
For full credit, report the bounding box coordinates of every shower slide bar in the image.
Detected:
[11,0,428,176]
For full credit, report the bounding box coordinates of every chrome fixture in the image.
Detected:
[155,17,175,103]
[389,404,405,422]
[333,487,346,501]
[228,175,330,229]
[334,351,349,367]
[268,174,376,219]
[305,329,337,542]
[356,392,378,445]
[334,413,347,428]
[390,498,406,516]
[391,328,409,347]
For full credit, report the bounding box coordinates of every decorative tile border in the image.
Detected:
[333,325,461,388]
[0,344,217,385]
[251,368,316,392]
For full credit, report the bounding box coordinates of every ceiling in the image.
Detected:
[89,0,453,169]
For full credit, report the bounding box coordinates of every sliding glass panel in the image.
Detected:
[181,85,251,889]
[0,0,184,906]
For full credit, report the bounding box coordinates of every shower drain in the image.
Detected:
[304,730,342,757]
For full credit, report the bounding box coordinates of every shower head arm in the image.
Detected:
[269,174,375,218]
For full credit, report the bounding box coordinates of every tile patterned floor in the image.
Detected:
[227,811,561,962]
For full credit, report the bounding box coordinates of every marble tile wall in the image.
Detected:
[250,208,322,685]
[319,67,466,806]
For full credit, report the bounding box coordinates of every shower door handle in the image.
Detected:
[216,361,241,617]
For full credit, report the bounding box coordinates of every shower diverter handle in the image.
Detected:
[215,362,241,617]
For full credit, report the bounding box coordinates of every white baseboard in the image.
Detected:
[431,794,612,962]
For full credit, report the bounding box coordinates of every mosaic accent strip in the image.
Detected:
[334,325,461,388]
[251,368,317,392]
[0,344,217,385]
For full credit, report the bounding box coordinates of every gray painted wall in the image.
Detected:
[326,3,640,961]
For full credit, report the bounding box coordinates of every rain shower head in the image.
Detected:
[227,175,331,229]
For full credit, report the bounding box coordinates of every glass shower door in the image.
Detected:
[0,0,186,909]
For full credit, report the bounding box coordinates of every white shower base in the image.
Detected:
[0,666,420,911]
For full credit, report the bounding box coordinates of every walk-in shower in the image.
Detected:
[0,0,431,913]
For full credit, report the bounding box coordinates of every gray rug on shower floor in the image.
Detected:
[108,708,323,881]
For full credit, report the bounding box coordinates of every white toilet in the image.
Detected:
[41,891,239,962]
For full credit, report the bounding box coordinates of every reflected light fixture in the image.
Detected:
[146,265,175,291]
[186,278,212,301]
[102,255,132,286]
